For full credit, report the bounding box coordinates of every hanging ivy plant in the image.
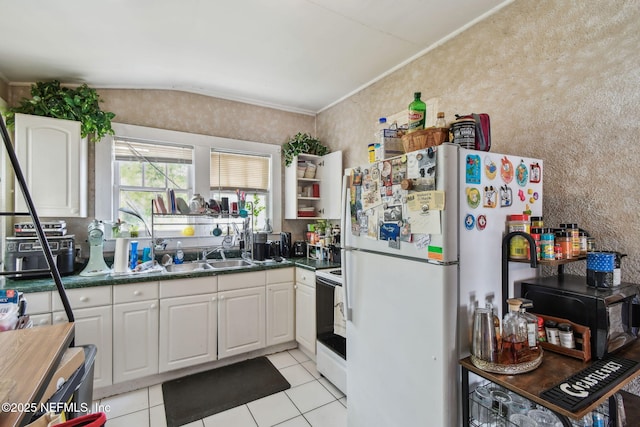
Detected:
[282,132,330,166]
[4,80,116,142]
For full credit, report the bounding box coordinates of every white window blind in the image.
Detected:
[114,138,193,164]
[210,151,270,191]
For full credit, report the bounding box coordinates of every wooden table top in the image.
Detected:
[0,323,75,427]
[460,340,640,420]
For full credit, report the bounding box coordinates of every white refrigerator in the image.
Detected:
[341,142,543,426]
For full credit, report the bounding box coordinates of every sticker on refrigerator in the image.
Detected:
[499,185,513,207]
[483,186,497,208]
[362,171,382,211]
[379,222,400,244]
[466,187,481,209]
[530,162,541,183]
[392,158,406,185]
[465,154,481,184]
[399,222,412,242]
[383,205,403,222]
[500,156,514,183]
[464,214,475,230]
[427,245,444,261]
[516,160,528,187]
[477,215,487,230]
[484,156,497,180]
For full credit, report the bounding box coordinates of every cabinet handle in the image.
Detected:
[134,291,141,296]
[38,319,48,325]
[219,295,225,300]
[294,285,298,289]
[54,316,65,322]
[79,296,89,302]
[211,297,217,302]
[150,303,157,309]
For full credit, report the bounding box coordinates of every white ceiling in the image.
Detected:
[0,0,511,114]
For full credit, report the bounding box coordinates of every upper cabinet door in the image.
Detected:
[316,150,342,219]
[14,113,88,217]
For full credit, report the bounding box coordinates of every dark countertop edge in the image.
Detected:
[3,258,341,293]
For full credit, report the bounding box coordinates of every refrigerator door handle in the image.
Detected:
[341,174,353,321]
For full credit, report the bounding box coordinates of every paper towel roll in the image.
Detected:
[113,238,130,273]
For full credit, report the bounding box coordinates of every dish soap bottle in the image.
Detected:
[174,241,184,264]
[501,298,528,364]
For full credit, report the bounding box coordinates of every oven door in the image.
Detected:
[316,275,346,360]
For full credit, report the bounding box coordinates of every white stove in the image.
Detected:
[315,267,346,394]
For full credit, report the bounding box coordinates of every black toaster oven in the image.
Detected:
[519,274,639,359]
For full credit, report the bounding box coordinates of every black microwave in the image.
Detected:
[518,275,639,359]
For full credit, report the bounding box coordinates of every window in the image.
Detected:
[210,151,271,230]
[95,123,282,238]
[113,138,194,232]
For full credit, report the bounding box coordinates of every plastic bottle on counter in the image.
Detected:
[407,92,426,133]
[129,240,139,270]
[174,241,184,264]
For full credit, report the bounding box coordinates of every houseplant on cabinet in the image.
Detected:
[282,132,330,167]
[4,80,115,142]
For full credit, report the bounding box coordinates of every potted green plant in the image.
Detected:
[4,80,116,142]
[282,132,330,166]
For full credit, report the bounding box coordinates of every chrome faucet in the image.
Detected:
[201,246,226,261]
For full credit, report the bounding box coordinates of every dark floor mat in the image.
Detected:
[162,356,290,427]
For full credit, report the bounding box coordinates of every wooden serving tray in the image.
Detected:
[532,313,591,362]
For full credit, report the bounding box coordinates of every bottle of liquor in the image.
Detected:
[501,299,528,364]
[486,302,502,352]
[408,92,426,133]
[518,298,539,350]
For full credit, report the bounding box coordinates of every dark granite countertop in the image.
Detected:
[3,257,341,293]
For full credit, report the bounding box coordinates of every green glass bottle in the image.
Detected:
[408,92,426,133]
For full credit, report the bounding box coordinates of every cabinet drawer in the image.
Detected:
[25,291,52,314]
[295,267,316,288]
[267,267,294,284]
[31,313,52,327]
[218,270,266,292]
[113,282,159,304]
[53,286,112,310]
[160,276,218,298]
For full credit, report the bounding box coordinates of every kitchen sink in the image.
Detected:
[207,259,254,269]
[164,262,214,273]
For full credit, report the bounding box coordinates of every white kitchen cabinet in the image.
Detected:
[266,282,295,346]
[54,305,113,388]
[218,286,266,359]
[266,267,295,347]
[112,282,159,383]
[14,113,88,217]
[159,293,218,372]
[295,267,316,355]
[284,151,342,220]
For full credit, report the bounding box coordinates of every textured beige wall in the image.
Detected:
[318,0,640,283]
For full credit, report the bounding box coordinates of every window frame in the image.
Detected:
[95,123,282,237]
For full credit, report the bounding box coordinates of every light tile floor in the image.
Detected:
[98,349,347,427]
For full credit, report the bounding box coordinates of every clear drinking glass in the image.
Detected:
[509,413,539,427]
[528,409,557,427]
[490,389,512,426]
[471,385,493,423]
[508,393,531,415]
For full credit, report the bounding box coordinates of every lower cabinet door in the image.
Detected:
[112,300,159,383]
[266,282,295,346]
[53,305,113,388]
[295,282,316,355]
[159,293,218,372]
[218,287,266,359]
